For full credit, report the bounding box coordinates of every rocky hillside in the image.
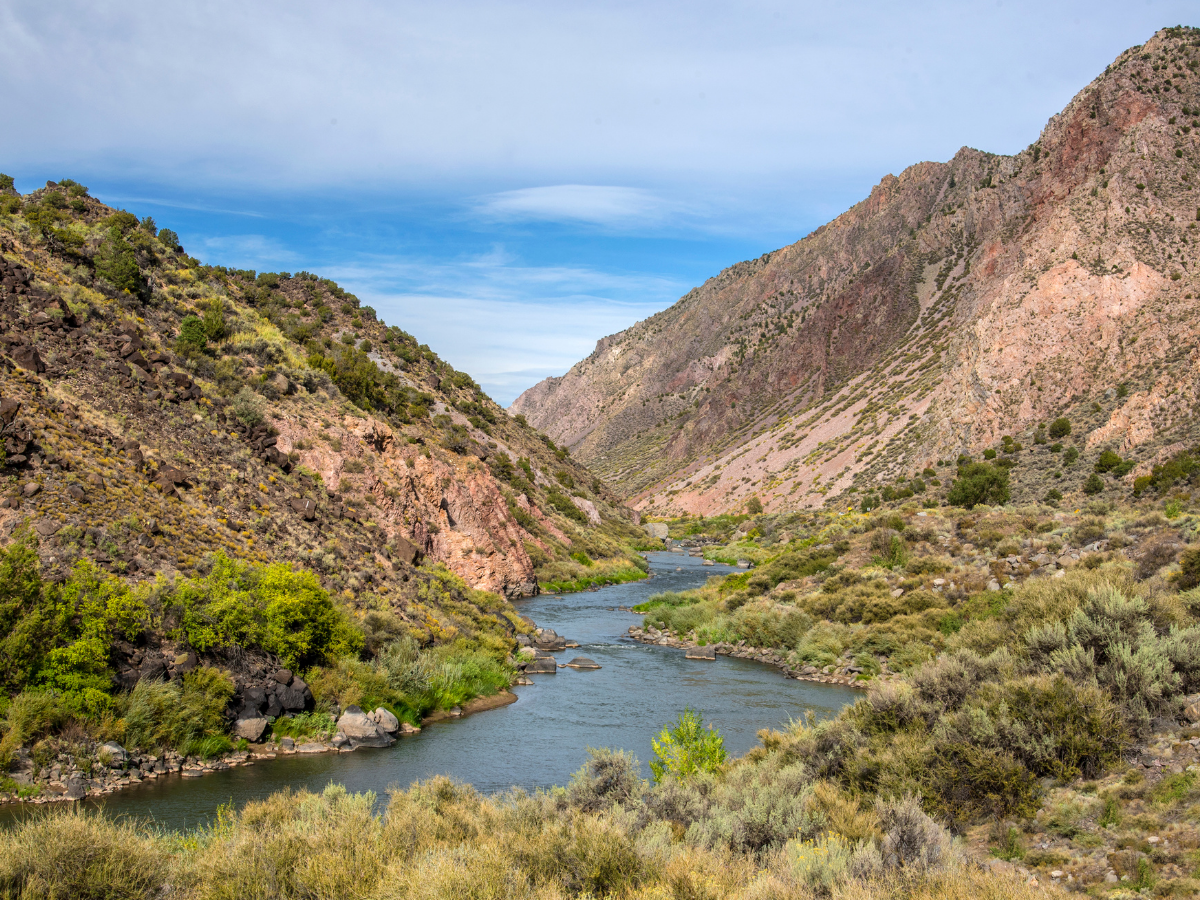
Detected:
[0,178,645,644]
[512,27,1200,517]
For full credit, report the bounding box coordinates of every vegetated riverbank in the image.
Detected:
[625,624,890,687]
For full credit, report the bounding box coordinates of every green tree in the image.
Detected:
[746,496,763,515]
[1048,418,1072,439]
[650,707,726,782]
[94,228,141,293]
[201,300,228,343]
[158,228,180,250]
[1083,473,1105,495]
[947,462,1010,509]
[0,533,53,693]
[1094,450,1122,473]
[178,315,207,352]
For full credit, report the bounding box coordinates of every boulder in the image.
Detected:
[296,742,327,754]
[276,677,311,712]
[273,669,294,685]
[564,657,601,669]
[21,482,40,497]
[0,397,19,424]
[331,732,350,749]
[12,345,45,373]
[685,646,716,660]
[289,497,317,520]
[99,741,127,765]
[524,656,558,674]
[371,707,401,733]
[392,536,422,566]
[233,717,269,742]
[64,776,87,801]
[336,705,396,748]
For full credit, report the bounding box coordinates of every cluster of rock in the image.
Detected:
[231,667,316,742]
[513,627,585,678]
[2,739,257,803]
[332,705,417,748]
[627,625,890,687]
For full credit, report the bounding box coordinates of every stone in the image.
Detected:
[371,707,401,733]
[279,737,295,751]
[524,656,558,674]
[33,520,59,537]
[233,717,269,742]
[400,722,420,734]
[0,397,19,424]
[392,536,422,565]
[21,482,40,497]
[99,741,128,765]
[336,705,395,748]
[564,657,602,668]
[890,588,904,598]
[331,732,350,749]
[685,646,715,660]
[276,677,310,712]
[289,497,316,520]
[273,668,294,685]
[987,580,1001,591]
[64,775,87,800]
[12,345,45,373]
[643,522,668,539]
[67,484,86,500]
[295,742,326,754]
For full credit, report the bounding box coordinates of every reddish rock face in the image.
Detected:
[512,28,1200,515]
[271,414,537,598]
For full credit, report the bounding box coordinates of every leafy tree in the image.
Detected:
[1048,418,1072,439]
[0,533,53,693]
[650,707,727,782]
[157,228,180,250]
[94,228,142,293]
[745,496,763,515]
[1083,473,1105,495]
[140,216,157,236]
[947,462,1010,509]
[1094,450,1122,474]
[0,174,14,193]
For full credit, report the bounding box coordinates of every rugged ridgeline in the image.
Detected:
[0,176,647,746]
[513,27,1200,516]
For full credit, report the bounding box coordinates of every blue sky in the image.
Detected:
[2,1,1196,404]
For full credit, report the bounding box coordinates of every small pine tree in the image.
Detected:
[1083,473,1105,495]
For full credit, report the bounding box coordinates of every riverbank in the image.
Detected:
[625,624,895,688]
[0,689,520,807]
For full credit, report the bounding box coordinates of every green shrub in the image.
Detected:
[1083,473,1105,495]
[947,463,1010,509]
[1063,446,1079,466]
[567,747,642,812]
[650,707,727,782]
[178,315,207,352]
[1094,450,1122,473]
[1048,418,1071,439]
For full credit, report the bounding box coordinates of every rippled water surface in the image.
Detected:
[43,552,859,830]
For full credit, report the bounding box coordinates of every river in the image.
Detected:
[32,552,859,830]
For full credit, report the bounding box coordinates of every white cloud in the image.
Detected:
[476,185,673,226]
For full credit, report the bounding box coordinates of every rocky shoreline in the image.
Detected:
[626,624,898,688]
[1,690,519,807]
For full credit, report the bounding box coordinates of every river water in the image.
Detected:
[30,552,859,830]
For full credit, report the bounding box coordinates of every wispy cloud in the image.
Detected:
[195,234,300,268]
[325,249,681,405]
[475,185,674,227]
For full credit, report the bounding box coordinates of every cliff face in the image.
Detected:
[512,27,1200,515]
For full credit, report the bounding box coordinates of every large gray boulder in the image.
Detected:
[233,717,269,742]
[336,706,396,748]
[525,656,558,674]
[371,707,401,734]
[99,741,127,765]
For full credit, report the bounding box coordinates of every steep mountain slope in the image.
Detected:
[512,27,1200,516]
[0,180,646,693]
